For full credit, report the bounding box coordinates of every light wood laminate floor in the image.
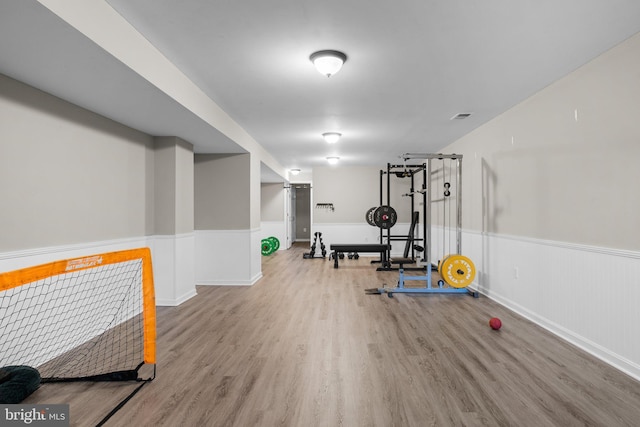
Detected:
[27,243,640,426]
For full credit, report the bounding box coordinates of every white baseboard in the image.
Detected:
[156,288,197,306]
[198,271,263,287]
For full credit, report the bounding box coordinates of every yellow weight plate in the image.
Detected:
[437,254,452,273]
[441,255,476,288]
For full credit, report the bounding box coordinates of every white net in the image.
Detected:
[0,249,155,382]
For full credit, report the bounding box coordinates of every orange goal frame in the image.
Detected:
[0,247,156,365]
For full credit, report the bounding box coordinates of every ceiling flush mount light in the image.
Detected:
[322,132,342,144]
[290,168,301,175]
[326,156,340,165]
[310,50,347,77]
[450,112,472,120]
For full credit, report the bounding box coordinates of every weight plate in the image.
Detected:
[268,236,280,251]
[365,207,378,227]
[261,239,274,256]
[438,254,452,273]
[441,255,476,288]
[373,205,397,229]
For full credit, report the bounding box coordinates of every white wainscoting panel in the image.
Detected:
[251,229,264,284]
[461,230,640,381]
[150,233,197,306]
[0,235,199,307]
[195,229,262,286]
[0,237,149,272]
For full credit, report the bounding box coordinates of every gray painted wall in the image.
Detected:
[0,73,154,252]
[312,166,421,224]
[309,31,640,253]
[4,29,638,254]
[154,136,194,235]
[446,31,640,251]
[261,183,284,222]
[194,153,250,230]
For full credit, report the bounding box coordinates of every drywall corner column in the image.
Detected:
[152,136,196,305]
[194,153,262,285]
[250,153,262,278]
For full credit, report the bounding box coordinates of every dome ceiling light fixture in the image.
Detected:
[322,132,342,144]
[326,156,340,165]
[309,50,347,77]
[290,169,301,175]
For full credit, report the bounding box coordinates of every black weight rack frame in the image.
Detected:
[374,162,427,270]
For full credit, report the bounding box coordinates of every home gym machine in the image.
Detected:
[364,162,427,270]
[366,153,478,297]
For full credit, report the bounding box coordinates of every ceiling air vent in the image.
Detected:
[450,113,472,120]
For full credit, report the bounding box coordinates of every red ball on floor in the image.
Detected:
[489,317,502,330]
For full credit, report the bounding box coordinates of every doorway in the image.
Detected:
[291,184,311,242]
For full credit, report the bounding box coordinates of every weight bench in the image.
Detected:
[388,211,424,270]
[329,244,391,268]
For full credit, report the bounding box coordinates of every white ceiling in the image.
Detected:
[2,1,640,180]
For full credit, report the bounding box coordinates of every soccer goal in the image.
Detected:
[0,248,156,383]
